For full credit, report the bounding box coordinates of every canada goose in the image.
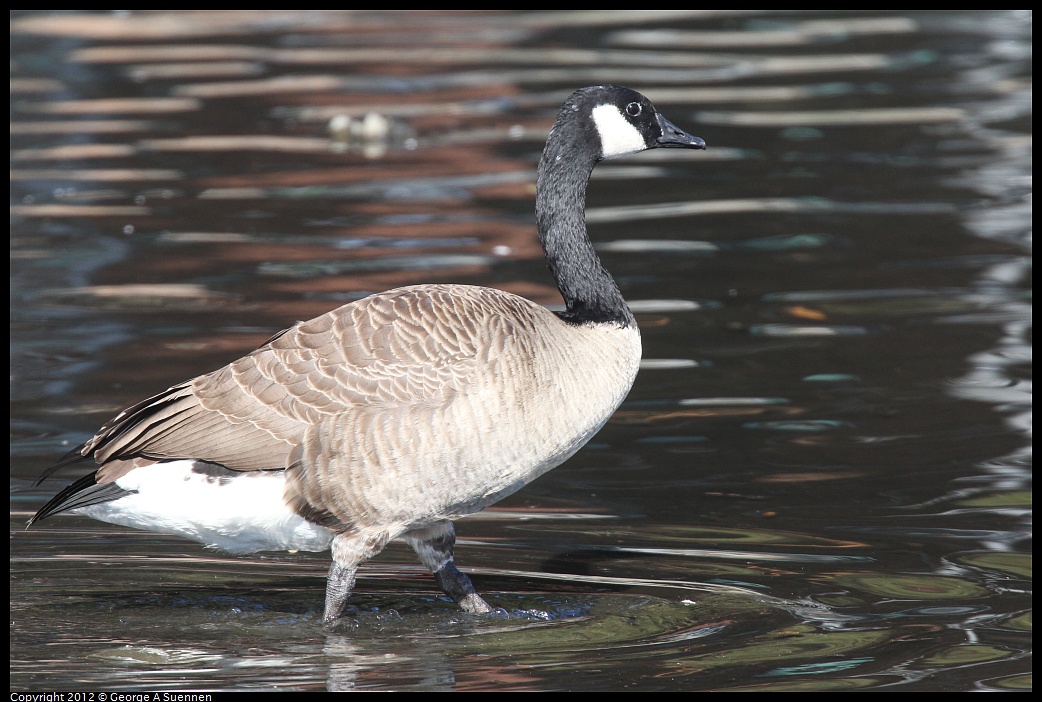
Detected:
[29,85,706,624]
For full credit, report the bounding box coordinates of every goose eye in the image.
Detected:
[625,102,642,117]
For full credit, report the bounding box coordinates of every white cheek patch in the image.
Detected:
[592,104,648,159]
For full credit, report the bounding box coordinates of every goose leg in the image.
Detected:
[324,530,391,624]
[435,562,493,613]
[324,561,357,624]
[404,522,492,613]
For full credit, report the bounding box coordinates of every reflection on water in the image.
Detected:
[10,10,1030,692]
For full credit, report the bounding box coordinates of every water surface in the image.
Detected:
[10,10,1031,692]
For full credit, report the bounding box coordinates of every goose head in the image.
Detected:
[557,85,707,162]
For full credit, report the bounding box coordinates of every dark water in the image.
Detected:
[10,10,1031,692]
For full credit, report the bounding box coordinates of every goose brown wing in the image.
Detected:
[76,285,517,481]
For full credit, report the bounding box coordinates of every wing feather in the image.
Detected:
[73,284,516,478]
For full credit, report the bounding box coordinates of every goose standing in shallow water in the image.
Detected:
[30,85,706,624]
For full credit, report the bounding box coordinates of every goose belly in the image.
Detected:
[468,322,642,507]
[74,460,334,554]
[328,322,642,527]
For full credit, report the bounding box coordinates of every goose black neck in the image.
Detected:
[536,120,635,328]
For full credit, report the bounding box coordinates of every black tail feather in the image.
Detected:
[28,471,133,526]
